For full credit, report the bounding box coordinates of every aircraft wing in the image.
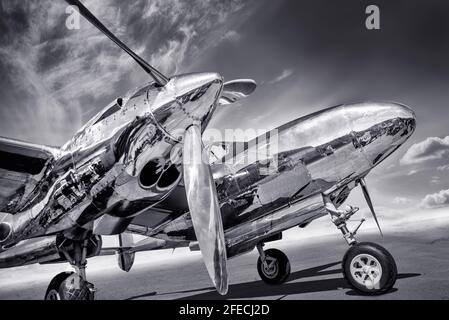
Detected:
[0,137,59,213]
[100,237,190,256]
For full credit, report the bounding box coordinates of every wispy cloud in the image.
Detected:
[269,69,294,84]
[0,0,258,146]
[220,30,242,43]
[393,196,412,205]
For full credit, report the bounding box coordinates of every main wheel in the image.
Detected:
[257,248,291,285]
[45,272,95,300]
[343,242,397,295]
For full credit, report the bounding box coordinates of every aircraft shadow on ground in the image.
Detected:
[126,261,420,300]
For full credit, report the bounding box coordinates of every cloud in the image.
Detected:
[430,176,441,185]
[420,189,449,209]
[438,164,449,172]
[0,0,258,146]
[393,197,412,205]
[220,30,241,43]
[269,69,294,84]
[400,136,449,165]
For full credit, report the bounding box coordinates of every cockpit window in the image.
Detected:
[93,99,122,125]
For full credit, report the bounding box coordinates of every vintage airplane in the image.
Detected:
[0,0,416,300]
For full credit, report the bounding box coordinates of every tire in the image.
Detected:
[343,242,397,295]
[45,272,95,300]
[257,249,291,285]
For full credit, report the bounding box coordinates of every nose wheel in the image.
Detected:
[343,242,397,295]
[256,245,291,285]
[324,196,397,295]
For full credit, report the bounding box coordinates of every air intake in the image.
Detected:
[0,223,12,243]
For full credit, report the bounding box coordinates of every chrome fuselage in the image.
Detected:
[0,70,416,265]
[0,73,223,247]
[161,102,416,257]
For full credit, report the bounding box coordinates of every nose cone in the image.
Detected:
[345,102,417,167]
[174,73,223,123]
[395,103,416,139]
[387,102,416,131]
[151,73,223,139]
[376,102,417,141]
[346,102,416,133]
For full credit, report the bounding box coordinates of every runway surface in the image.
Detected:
[1,213,449,300]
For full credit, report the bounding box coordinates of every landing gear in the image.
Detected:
[324,197,397,295]
[256,245,291,285]
[45,239,95,300]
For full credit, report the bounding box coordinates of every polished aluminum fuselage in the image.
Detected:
[0,69,416,266]
[0,73,223,247]
[161,102,416,257]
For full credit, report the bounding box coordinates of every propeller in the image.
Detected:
[182,125,228,295]
[359,178,383,237]
[65,0,251,295]
[65,0,169,86]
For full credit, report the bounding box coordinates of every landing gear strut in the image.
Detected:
[45,240,95,300]
[256,244,291,285]
[324,197,397,295]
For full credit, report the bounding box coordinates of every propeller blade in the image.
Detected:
[360,178,383,237]
[182,125,228,295]
[65,0,169,86]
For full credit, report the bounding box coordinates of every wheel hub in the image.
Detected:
[350,253,382,290]
[262,257,279,279]
[46,289,61,300]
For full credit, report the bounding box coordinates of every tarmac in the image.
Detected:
[1,212,449,300]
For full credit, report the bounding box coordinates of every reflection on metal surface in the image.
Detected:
[183,125,228,295]
[0,236,60,268]
[161,102,416,257]
[0,73,223,248]
[0,85,416,295]
[226,193,327,257]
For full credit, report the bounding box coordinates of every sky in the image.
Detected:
[0,0,449,221]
